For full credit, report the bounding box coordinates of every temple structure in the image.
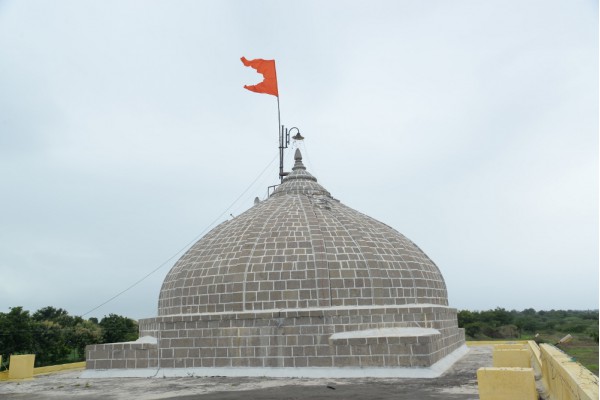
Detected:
[85,149,466,377]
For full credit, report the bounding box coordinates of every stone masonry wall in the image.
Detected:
[86,305,464,370]
[86,341,158,370]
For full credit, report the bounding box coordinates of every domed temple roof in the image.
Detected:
[158,149,448,316]
[87,147,466,375]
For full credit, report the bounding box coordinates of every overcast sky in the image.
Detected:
[0,1,597,320]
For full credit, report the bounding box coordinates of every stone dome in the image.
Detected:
[158,149,448,316]
[87,148,466,375]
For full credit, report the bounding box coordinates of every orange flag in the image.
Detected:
[241,57,279,97]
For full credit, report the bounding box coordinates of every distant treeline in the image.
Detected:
[0,306,138,368]
[458,308,599,341]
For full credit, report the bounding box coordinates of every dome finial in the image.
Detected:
[292,149,306,171]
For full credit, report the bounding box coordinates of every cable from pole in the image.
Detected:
[80,154,279,318]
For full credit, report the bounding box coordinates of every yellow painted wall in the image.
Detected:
[479,342,599,400]
[0,359,85,381]
[540,344,598,400]
[33,361,86,376]
[493,348,531,368]
[8,355,35,380]
[525,340,542,379]
[466,340,527,346]
[477,367,537,400]
[0,355,5,381]
[494,343,526,350]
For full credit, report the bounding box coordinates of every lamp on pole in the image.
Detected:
[278,125,304,182]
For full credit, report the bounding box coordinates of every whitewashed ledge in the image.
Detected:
[329,327,441,340]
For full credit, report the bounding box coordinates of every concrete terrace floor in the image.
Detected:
[0,346,491,400]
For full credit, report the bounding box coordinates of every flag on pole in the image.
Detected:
[241,57,279,97]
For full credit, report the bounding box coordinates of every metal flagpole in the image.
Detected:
[274,64,302,186]
[277,96,286,183]
[276,96,303,185]
[241,56,295,187]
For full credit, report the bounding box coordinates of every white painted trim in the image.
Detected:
[145,303,451,320]
[329,327,440,340]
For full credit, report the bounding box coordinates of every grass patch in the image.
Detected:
[558,337,599,375]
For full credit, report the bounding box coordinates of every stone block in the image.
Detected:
[95,360,111,369]
[247,358,263,367]
[304,346,318,358]
[298,335,313,346]
[200,358,214,367]
[134,348,151,358]
[350,345,370,356]
[361,355,384,367]
[294,357,308,367]
[369,343,389,355]
[334,345,351,356]
[333,356,356,367]
[264,357,282,367]
[174,358,185,368]
[388,343,411,354]
[215,357,231,367]
[174,348,188,358]
[90,349,110,359]
[231,358,246,367]
[292,346,305,356]
[411,343,432,355]
[308,357,332,367]
[410,355,431,367]
[215,348,227,358]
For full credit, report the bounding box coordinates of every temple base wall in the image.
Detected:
[87,305,465,370]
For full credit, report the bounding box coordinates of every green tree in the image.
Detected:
[71,320,103,358]
[99,314,138,343]
[0,307,140,368]
[0,307,35,360]
[32,320,70,366]
[463,322,484,338]
[497,324,519,339]
[33,306,69,323]
[491,307,513,326]
[457,310,477,326]
[586,326,599,343]
[515,316,540,333]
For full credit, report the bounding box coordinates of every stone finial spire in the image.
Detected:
[292,149,306,171]
[271,147,330,197]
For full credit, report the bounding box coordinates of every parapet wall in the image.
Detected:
[475,341,599,400]
[539,343,598,400]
